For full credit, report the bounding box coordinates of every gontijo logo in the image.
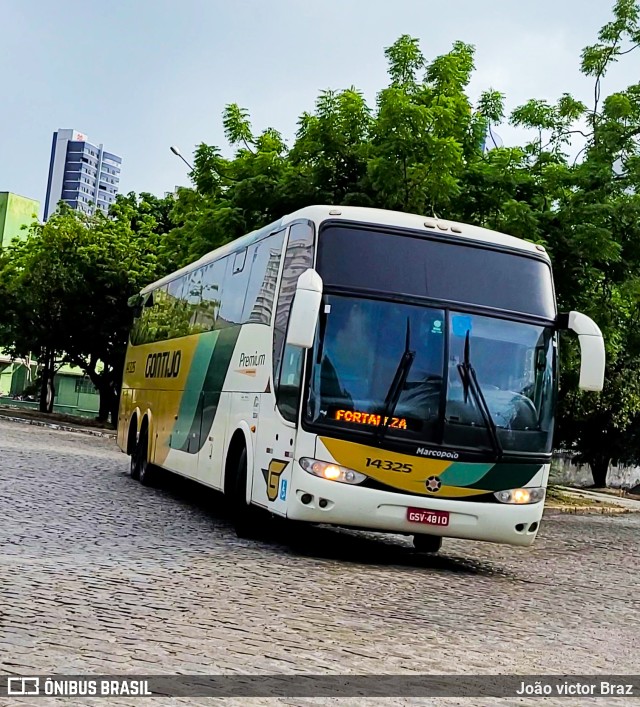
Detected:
[145,350,181,378]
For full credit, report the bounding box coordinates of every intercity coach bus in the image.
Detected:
[118,206,605,552]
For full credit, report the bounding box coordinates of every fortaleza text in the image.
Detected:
[516,681,633,696]
[334,409,407,429]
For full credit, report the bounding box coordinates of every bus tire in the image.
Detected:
[130,448,140,480]
[413,534,442,554]
[137,427,156,487]
[230,447,262,539]
[128,420,140,480]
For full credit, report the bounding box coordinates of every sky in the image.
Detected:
[0,0,636,216]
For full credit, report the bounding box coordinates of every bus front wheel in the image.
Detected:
[229,447,262,540]
[413,534,442,554]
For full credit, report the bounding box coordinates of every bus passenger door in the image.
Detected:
[253,345,304,515]
[198,390,231,489]
[253,409,296,515]
[253,219,315,514]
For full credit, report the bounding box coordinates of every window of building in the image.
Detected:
[75,378,97,395]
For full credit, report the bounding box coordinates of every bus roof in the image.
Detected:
[142,205,549,293]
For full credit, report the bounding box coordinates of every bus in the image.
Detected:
[118,206,605,552]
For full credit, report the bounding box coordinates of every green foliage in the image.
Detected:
[2,1,640,481]
[160,0,640,484]
[0,195,169,421]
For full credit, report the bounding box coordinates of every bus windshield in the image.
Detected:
[305,296,556,455]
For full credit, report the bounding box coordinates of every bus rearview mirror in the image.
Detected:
[558,311,605,392]
[286,269,323,349]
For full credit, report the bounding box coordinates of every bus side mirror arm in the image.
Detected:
[557,311,605,392]
[286,269,323,349]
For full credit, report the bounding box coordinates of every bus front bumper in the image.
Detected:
[286,471,544,547]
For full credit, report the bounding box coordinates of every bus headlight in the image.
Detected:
[300,458,366,485]
[494,487,545,504]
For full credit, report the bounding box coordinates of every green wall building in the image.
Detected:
[0,192,40,248]
[0,358,100,418]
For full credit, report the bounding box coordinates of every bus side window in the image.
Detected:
[220,250,250,326]
[198,257,228,332]
[131,292,155,345]
[277,345,304,422]
[233,248,247,274]
[185,268,203,335]
[273,223,315,387]
[167,276,188,339]
[243,230,286,324]
[146,285,169,343]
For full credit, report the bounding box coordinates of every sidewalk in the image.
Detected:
[545,485,640,515]
[0,405,116,438]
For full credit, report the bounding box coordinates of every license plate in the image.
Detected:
[407,507,450,526]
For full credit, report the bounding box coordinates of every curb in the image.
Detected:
[544,505,636,516]
[0,413,116,439]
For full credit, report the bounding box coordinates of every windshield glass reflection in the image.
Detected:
[305,297,556,454]
[306,296,445,443]
[445,313,555,453]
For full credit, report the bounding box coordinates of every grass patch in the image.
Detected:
[546,485,617,508]
[0,405,115,430]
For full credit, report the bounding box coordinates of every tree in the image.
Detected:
[0,207,86,412]
[505,0,640,485]
[160,1,640,485]
[2,1,638,483]
[0,196,166,422]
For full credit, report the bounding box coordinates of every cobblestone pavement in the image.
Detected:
[0,419,638,707]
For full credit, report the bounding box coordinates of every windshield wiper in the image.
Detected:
[376,318,415,443]
[457,331,502,461]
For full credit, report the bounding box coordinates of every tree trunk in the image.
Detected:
[111,385,121,427]
[38,368,48,413]
[589,457,610,488]
[47,375,55,414]
[39,348,55,414]
[80,358,123,428]
[96,378,118,427]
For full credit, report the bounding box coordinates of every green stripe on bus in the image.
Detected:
[175,325,241,454]
[170,331,220,451]
[469,463,542,491]
[439,462,494,486]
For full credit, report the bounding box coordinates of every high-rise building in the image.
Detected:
[0,192,40,249]
[44,129,122,220]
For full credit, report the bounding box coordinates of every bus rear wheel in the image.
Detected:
[413,534,442,554]
[136,428,156,487]
[229,447,262,539]
[130,447,140,480]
